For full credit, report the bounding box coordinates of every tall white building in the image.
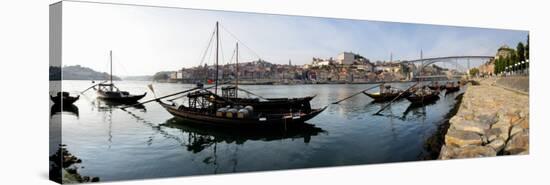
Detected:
[337,52,355,65]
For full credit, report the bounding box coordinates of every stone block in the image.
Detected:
[440,145,497,159]
[445,129,482,147]
[510,125,523,137]
[450,117,490,135]
[504,129,529,155]
[486,128,503,142]
[487,138,506,152]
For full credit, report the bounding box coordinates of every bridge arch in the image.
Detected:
[400,55,494,79]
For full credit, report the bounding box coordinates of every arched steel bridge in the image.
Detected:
[400,55,495,78]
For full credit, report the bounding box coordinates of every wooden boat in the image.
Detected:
[50,92,79,105]
[158,100,326,128]
[406,91,440,104]
[156,22,326,128]
[95,51,146,104]
[445,84,460,93]
[206,86,317,112]
[206,36,316,113]
[427,84,444,91]
[96,83,146,103]
[363,91,411,102]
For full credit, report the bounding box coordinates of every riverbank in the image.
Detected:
[421,93,464,160]
[50,145,100,183]
[438,78,529,159]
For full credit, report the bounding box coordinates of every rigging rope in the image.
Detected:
[198,27,216,67]
[219,24,265,62]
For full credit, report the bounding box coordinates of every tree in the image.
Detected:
[469,68,479,76]
[511,52,518,65]
[526,35,530,60]
[153,72,170,81]
[517,42,525,63]
[495,59,502,74]
[496,58,503,74]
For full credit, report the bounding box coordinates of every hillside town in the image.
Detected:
[475,44,529,77]
[162,51,456,84]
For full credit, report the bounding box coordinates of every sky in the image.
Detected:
[62,1,529,76]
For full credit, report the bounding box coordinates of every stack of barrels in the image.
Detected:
[216,105,254,118]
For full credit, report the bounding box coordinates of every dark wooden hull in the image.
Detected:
[445,86,460,93]
[428,85,444,90]
[363,92,410,102]
[158,101,326,128]
[96,91,146,104]
[50,94,79,105]
[406,92,440,104]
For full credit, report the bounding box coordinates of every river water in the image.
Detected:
[50,80,463,182]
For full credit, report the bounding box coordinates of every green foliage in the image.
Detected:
[526,35,529,60]
[153,71,171,81]
[469,68,480,76]
[494,38,530,75]
[516,42,525,62]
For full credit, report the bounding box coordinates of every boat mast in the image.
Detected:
[236,42,239,99]
[110,50,113,91]
[215,21,219,95]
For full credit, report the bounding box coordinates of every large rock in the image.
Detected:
[509,125,524,137]
[505,112,521,125]
[439,145,496,159]
[460,110,475,121]
[450,116,490,135]
[504,129,529,155]
[438,145,455,160]
[486,128,503,142]
[475,112,498,125]
[445,129,482,147]
[487,138,506,153]
[491,121,511,141]
[516,117,529,129]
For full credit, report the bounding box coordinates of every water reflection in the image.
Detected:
[402,101,437,118]
[161,118,327,149]
[56,81,468,180]
[370,98,439,122]
[50,104,80,118]
[156,118,326,173]
[95,99,147,112]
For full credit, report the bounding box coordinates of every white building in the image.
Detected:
[374,64,401,73]
[170,70,184,80]
[311,57,333,67]
[355,64,373,72]
[337,52,355,65]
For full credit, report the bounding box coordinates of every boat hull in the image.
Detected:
[363,92,410,102]
[96,91,146,104]
[406,93,440,104]
[158,101,326,128]
[50,94,79,105]
[445,86,460,93]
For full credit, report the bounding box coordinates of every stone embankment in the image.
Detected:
[439,78,529,159]
[496,76,529,94]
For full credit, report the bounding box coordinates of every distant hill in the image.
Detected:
[60,65,121,80]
